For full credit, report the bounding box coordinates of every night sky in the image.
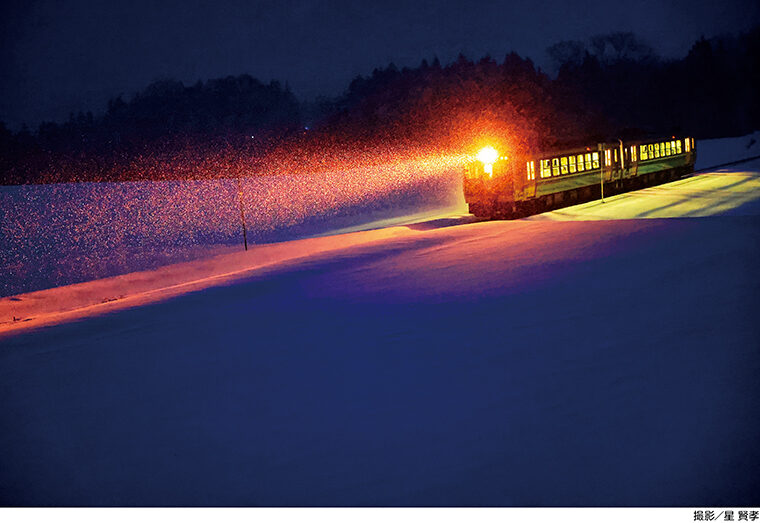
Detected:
[1,0,759,129]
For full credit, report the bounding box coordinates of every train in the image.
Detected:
[463,137,697,218]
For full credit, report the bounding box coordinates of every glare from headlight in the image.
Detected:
[477,146,499,165]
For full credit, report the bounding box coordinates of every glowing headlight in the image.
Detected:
[477,146,499,165]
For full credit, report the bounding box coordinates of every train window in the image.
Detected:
[540,159,551,178]
[526,160,535,180]
[654,143,660,158]
[552,158,560,176]
[604,149,612,167]
[685,138,690,152]
[665,141,671,156]
[592,152,600,169]
[614,149,618,163]
[676,140,682,154]
[560,156,568,175]
[670,140,676,154]
[691,138,695,149]
[568,155,577,173]
[577,154,585,171]
[640,145,648,160]
[648,144,654,158]
[631,146,638,162]
[661,142,666,156]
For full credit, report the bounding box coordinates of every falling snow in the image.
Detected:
[0,154,466,297]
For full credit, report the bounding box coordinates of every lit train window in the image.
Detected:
[577,154,585,171]
[691,138,695,149]
[569,155,576,173]
[560,156,568,175]
[540,159,551,178]
[526,161,535,180]
[676,140,682,154]
[592,152,599,169]
[640,145,648,160]
[665,142,671,156]
[648,144,654,158]
[604,149,611,167]
[661,142,666,156]
[685,138,690,152]
[654,143,660,158]
[552,158,560,176]
[631,146,638,162]
[670,140,676,154]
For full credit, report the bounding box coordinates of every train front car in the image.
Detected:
[464,137,697,219]
[463,146,521,218]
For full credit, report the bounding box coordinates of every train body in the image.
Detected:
[464,137,697,218]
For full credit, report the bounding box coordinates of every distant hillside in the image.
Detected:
[1,26,758,184]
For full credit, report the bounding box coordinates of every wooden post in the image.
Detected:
[599,144,605,203]
[236,176,248,251]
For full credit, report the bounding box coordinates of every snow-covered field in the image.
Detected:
[0,158,465,297]
[1,135,759,506]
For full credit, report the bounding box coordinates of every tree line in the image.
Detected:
[1,27,758,184]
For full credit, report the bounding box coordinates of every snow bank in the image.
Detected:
[0,225,418,336]
[695,131,760,169]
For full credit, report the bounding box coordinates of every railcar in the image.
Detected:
[463,137,697,218]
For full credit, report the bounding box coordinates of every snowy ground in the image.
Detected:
[529,160,760,221]
[694,130,760,170]
[0,158,464,297]
[1,136,759,506]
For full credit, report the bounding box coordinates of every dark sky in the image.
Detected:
[1,0,758,129]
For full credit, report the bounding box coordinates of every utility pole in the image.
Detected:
[235,176,248,251]
[599,144,605,203]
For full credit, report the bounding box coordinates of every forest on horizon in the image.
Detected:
[1,27,758,185]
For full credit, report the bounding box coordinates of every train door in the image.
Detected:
[599,144,613,185]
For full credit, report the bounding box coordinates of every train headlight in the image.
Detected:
[477,146,499,165]
[477,146,498,177]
